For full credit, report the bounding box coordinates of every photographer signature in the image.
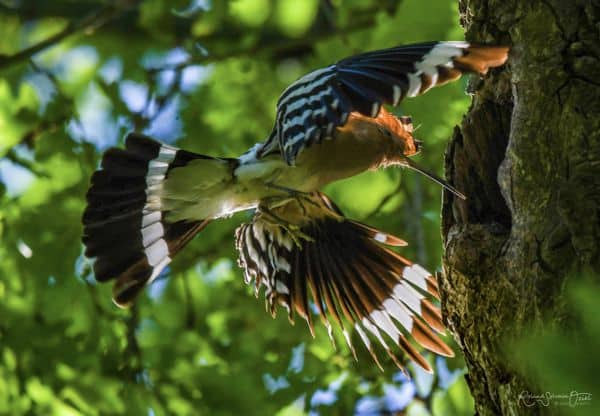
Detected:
[518,391,592,407]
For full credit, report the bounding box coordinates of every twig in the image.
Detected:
[23,60,85,144]
[182,275,196,329]
[4,148,50,178]
[362,178,404,221]
[134,66,184,130]
[410,175,427,264]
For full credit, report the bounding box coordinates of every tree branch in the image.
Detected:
[0,3,136,70]
[149,18,376,73]
[122,303,144,381]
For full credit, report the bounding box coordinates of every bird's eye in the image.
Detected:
[379,127,393,138]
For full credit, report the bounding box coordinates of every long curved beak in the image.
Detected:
[403,158,467,200]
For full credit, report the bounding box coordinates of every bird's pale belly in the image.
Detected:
[230,136,378,216]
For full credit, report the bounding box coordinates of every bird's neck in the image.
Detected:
[370,151,408,170]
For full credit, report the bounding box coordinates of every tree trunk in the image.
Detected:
[441,1,600,414]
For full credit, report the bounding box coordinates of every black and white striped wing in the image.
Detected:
[235,192,453,372]
[264,41,508,164]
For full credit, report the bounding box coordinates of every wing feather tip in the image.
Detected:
[411,319,454,358]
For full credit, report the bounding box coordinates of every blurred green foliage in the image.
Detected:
[509,278,600,415]
[0,0,476,414]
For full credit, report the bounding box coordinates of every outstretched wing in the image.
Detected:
[262,41,508,165]
[235,192,453,372]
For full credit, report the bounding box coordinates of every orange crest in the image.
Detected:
[376,108,420,157]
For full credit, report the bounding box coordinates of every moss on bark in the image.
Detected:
[441,1,600,414]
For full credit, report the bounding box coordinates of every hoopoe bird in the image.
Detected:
[82,41,508,372]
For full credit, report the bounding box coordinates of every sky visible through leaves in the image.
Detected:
[0,0,484,414]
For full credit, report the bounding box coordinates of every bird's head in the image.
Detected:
[371,108,467,200]
[343,107,419,158]
[373,108,422,158]
[339,109,466,200]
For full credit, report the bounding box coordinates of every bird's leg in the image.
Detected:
[265,182,311,198]
[258,205,314,248]
[264,183,322,215]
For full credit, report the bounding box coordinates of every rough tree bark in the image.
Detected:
[440,1,600,415]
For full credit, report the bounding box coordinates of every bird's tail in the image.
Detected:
[82,133,233,307]
[236,192,453,373]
